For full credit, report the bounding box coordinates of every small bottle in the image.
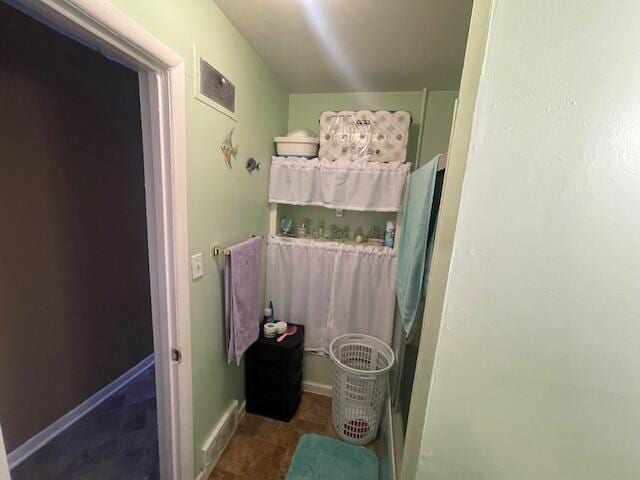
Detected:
[354,226,364,243]
[263,307,272,325]
[384,221,395,248]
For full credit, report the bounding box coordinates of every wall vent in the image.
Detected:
[199,58,235,113]
[199,400,241,479]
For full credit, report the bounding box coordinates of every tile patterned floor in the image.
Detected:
[209,392,379,480]
[10,364,159,480]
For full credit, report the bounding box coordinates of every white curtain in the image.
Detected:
[269,157,409,212]
[327,247,397,346]
[267,236,397,352]
[267,237,335,351]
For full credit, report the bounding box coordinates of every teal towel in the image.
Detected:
[396,157,438,337]
[286,434,378,480]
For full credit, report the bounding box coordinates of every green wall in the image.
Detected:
[416,0,640,478]
[288,91,424,162]
[285,91,458,387]
[276,205,396,242]
[400,0,492,477]
[286,91,424,385]
[108,0,289,474]
[419,90,458,168]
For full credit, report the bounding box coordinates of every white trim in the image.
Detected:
[8,355,154,469]
[391,408,405,480]
[269,203,278,237]
[9,0,181,70]
[378,391,399,480]
[4,2,193,479]
[238,400,247,421]
[0,426,9,480]
[302,381,333,397]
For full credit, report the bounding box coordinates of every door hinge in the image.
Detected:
[171,348,182,363]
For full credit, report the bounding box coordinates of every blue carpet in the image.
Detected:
[10,364,158,480]
[287,433,378,480]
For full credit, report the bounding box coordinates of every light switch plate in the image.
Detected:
[191,253,204,280]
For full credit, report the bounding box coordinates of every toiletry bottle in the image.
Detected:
[384,221,395,248]
[263,307,272,325]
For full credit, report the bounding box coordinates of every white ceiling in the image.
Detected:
[214,0,474,93]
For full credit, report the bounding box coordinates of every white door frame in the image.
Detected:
[1,425,9,480]
[2,1,193,479]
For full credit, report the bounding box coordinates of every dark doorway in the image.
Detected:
[0,1,158,478]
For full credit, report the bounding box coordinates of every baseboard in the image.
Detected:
[386,398,398,480]
[302,380,332,397]
[378,393,398,480]
[391,408,405,479]
[238,400,246,421]
[8,353,155,469]
[199,399,243,480]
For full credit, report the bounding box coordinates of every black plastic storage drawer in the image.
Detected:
[246,385,302,422]
[246,364,302,392]
[245,323,304,422]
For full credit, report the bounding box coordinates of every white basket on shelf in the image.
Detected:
[329,333,395,445]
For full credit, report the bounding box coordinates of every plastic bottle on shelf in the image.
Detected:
[263,307,272,325]
[384,221,395,248]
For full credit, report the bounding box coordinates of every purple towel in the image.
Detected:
[225,236,262,365]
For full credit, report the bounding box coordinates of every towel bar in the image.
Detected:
[212,233,260,257]
[212,246,231,256]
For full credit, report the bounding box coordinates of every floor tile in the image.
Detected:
[367,439,380,456]
[295,393,331,425]
[236,413,263,436]
[214,392,380,480]
[277,451,293,480]
[208,467,247,479]
[253,417,295,448]
[216,433,285,479]
[325,422,340,439]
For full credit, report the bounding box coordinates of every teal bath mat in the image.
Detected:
[286,433,378,480]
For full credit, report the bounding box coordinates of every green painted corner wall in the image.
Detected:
[419,90,458,167]
[416,0,640,478]
[286,91,424,386]
[276,205,396,243]
[285,91,457,387]
[107,0,289,473]
[402,1,492,478]
[288,91,424,166]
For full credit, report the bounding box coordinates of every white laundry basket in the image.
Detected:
[329,333,395,445]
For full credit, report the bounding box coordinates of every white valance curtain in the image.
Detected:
[268,157,410,212]
[267,236,397,352]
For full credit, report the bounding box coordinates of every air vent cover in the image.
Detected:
[199,58,235,113]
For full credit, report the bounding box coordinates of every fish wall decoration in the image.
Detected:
[221,127,238,169]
